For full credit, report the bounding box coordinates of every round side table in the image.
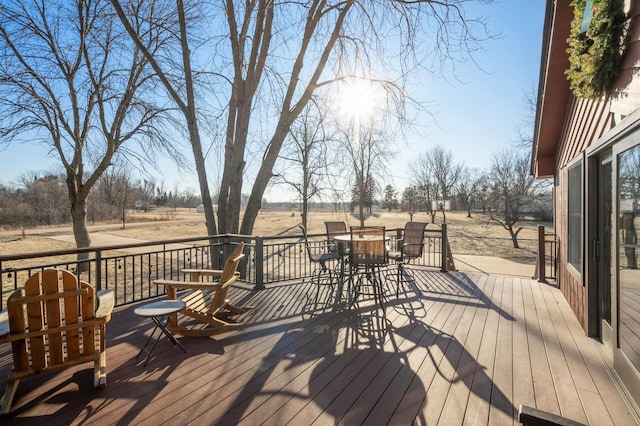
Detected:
[134,299,187,366]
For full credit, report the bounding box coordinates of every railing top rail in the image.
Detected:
[0,226,448,263]
[0,233,248,262]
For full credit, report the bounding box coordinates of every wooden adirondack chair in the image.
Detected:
[0,269,115,414]
[153,242,253,337]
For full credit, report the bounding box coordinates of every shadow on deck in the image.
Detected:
[0,268,636,425]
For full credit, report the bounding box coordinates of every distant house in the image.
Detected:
[196,204,217,213]
[134,201,149,211]
[532,0,640,411]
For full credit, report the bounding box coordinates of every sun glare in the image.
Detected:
[337,79,378,119]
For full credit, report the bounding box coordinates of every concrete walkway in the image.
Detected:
[453,253,535,278]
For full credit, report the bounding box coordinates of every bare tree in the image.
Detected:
[410,155,439,223]
[93,162,136,227]
[111,0,495,237]
[514,86,537,149]
[410,145,462,222]
[19,174,69,227]
[431,146,463,201]
[227,2,494,236]
[456,167,486,218]
[401,186,419,220]
[110,0,218,237]
[489,150,545,248]
[274,102,333,230]
[342,125,393,226]
[0,0,174,257]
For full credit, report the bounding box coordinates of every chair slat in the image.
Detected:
[44,270,63,365]
[24,274,46,370]
[0,318,110,343]
[9,288,88,304]
[81,282,96,356]
[7,292,28,372]
[63,272,81,361]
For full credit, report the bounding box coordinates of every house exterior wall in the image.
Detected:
[554,96,613,326]
[534,0,640,414]
[610,1,640,116]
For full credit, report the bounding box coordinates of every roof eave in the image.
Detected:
[531,0,574,178]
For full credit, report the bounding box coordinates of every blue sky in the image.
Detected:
[0,0,546,202]
[396,0,545,171]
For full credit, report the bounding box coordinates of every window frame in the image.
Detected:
[567,160,583,274]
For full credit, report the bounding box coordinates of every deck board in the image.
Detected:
[490,275,515,426]
[511,277,536,423]
[0,269,638,425]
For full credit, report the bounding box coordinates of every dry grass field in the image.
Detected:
[0,207,550,265]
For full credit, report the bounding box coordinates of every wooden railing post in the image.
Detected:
[254,236,265,290]
[537,225,546,283]
[441,223,448,272]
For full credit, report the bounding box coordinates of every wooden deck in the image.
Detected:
[0,268,637,425]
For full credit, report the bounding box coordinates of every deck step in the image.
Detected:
[518,405,586,426]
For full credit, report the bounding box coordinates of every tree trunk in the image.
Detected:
[301,186,308,231]
[70,196,91,271]
[186,117,217,236]
[239,121,290,236]
[508,225,520,249]
[219,87,250,234]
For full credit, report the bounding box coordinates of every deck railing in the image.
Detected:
[0,225,449,309]
[534,225,557,283]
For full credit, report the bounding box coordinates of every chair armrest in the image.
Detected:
[0,309,8,340]
[96,289,115,322]
[154,279,224,291]
[182,268,223,278]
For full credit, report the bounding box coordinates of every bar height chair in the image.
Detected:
[299,225,341,303]
[388,222,427,296]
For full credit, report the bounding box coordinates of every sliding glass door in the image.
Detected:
[618,143,640,371]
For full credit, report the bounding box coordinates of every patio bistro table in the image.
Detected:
[333,233,390,306]
[134,299,187,366]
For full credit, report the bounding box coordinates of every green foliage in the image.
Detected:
[565,0,627,100]
[381,184,399,212]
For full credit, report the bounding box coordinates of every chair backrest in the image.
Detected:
[5,269,103,372]
[211,242,246,309]
[325,221,347,240]
[298,225,318,260]
[350,226,386,266]
[221,242,245,282]
[402,222,427,258]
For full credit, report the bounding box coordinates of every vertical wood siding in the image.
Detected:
[555,97,611,328]
[610,1,640,116]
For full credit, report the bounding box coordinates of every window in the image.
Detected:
[618,143,640,380]
[567,162,582,271]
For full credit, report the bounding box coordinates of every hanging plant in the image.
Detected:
[565,0,627,100]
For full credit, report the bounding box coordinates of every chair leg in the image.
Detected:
[311,263,336,305]
[0,378,20,414]
[374,266,385,307]
[313,268,322,304]
[350,270,363,308]
[94,351,107,387]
